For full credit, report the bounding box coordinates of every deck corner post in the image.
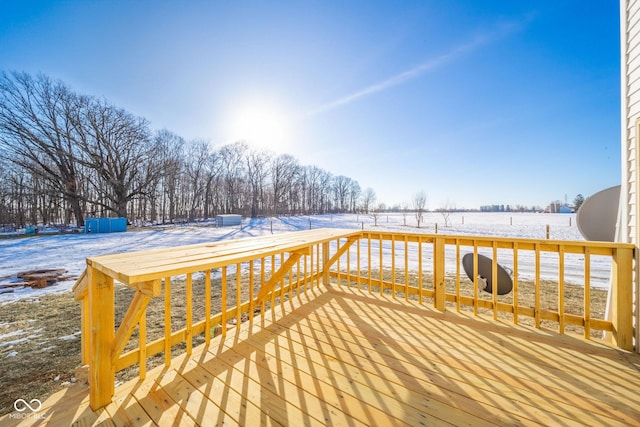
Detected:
[434,237,446,311]
[88,266,115,410]
[611,247,634,351]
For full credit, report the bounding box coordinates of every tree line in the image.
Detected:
[0,71,377,228]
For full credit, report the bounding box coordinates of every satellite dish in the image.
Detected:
[576,185,620,242]
[462,253,513,295]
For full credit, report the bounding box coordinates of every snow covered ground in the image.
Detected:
[0,212,604,303]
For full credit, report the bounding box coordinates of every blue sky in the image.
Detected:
[0,1,621,209]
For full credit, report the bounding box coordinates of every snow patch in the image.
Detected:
[59,331,81,341]
[0,329,26,340]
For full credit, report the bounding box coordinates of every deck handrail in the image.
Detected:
[72,228,636,410]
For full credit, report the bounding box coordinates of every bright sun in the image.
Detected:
[227,103,290,151]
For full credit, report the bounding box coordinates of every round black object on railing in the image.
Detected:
[462,253,513,295]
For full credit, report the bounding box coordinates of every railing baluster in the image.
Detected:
[337,239,341,285]
[249,262,254,327]
[367,233,372,293]
[559,246,565,334]
[391,234,396,298]
[473,243,479,316]
[205,270,211,344]
[260,258,266,325]
[186,272,192,355]
[296,257,301,296]
[303,251,308,295]
[347,237,352,286]
[379,234,383,296]
[314,244,319,290]
[357,237,361,291]
[280,253,286,310]
[271,254,277,313]
[492,242,498,321]
[535,243,541,328]
[222,266,227,336]
[418,237,423,304]
[434,236,445,311]
[455,239,460,312]
[404,236,409,301]
[237,263,242,326]
[139,308,147,379]
[584,248,591,339]
[164,276,171,367]
[288,257,293,300]
[513,244,519,325]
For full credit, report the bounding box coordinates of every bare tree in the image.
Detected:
[371,203,386,226]
[184,140,210,221]
[271,154,298,215]
[413,191,427,228]
[202,149,222,219]
[348,180,361,213]
[332,175,351,212]
[439,199,456,227]
[402,203,409,226]
[218,142,247,213]
[0,72,87,225]
[362,187,376,214]
[155,130,185,223]
[318,169,333,213]
[246,148,272,218]
[75,97,158,219]
[0,72,381,226]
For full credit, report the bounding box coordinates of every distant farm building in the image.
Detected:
[546,202,574,213]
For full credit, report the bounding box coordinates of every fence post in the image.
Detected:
[610,247,634,351]
[88,265,115,410]
[434,237,445,311]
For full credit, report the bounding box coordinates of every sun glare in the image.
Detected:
[227,103,291,151]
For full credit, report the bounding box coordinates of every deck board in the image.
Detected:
[3,283,640,426]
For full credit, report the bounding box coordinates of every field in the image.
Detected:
[0,212,609,416]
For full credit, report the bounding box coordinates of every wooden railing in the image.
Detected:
[323,231,635,348]
[72,228,636,410]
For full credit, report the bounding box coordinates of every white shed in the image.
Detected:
[216,214,242,227]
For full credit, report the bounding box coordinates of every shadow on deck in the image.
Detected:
[5,284,640,426]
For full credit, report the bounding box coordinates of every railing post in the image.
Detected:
[322,241,330,285]
[434,237,445,311]
[80,296,89,365]
[610,247,634,351]
[88,265,115,410]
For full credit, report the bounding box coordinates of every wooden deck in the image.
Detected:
[5,283,640,427]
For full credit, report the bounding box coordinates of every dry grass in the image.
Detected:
[0,293,82,415]
[0,269,609,416]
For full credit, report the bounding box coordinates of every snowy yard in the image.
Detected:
[0,212,598,304]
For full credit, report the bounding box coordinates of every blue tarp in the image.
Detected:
[84,217,127,234]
